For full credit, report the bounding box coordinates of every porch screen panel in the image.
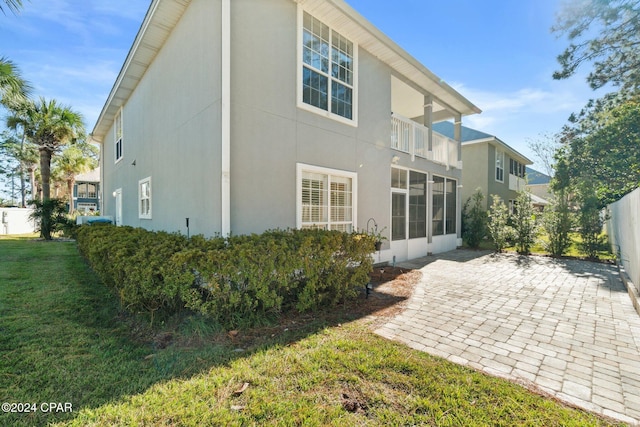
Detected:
[392,192,406,241]
[409,171,427,238]
[445,178,457,234]
[432,176,445,236]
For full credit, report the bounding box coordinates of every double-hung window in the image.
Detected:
[298,164,356,232]
[300,11,356,123]
[495,149,504,182]
[115,109,123,162]
[139,177,151,219]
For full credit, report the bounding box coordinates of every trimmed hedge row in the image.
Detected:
[76,225,375,327]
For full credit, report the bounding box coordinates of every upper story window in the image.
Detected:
[509,158,526,178]
[115,109,123,163]
[77,183,97,199]
[300,10,357,125]
[495,149,504,182]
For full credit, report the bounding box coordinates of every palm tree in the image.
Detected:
[20,97,85,202]
[0,57,30,107]
[6,101,38,206]
[53,143,98,213]
[0,0,23,14]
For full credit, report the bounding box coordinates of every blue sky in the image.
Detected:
[2,0,604,173]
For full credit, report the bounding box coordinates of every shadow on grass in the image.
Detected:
[0,239,409,427]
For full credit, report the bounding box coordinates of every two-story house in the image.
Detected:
[432,122,532,212]
[91,0,480,262]
[73,168,101,213]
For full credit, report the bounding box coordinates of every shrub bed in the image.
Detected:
[76,225,375,327]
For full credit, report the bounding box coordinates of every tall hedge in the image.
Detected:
[76,225,375,328]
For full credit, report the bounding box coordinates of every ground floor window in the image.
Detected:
[432,175,456,236]
[139,177,151,219]
[298,164,355,232]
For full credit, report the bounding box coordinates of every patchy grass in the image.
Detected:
[0,238,624,426]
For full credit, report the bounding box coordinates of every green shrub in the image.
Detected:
[511,190,539,255]
[462,188,487,248]
[541,194,573,257]
[76,226,375,328]
[29,198,68,240]
[487,195,513,252]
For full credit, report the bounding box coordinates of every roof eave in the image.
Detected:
[91,0,190,143]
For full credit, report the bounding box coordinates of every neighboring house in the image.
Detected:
[526,167,553,206]
[432,122,532,212]
[90,0,481,262]
[73,168,100,213]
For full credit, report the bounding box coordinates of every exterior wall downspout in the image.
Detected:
[454,114,462,244]
[221,0,231,236]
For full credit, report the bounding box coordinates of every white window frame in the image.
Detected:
[138,177,152,219]
[495,149,504,183]
[115,108,123,163]
[297,6,358,127]
[296,163,357,232]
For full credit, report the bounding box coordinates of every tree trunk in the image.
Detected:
[28,168,37,202]
[67,178,75,214]
[40,148,52,201]
[19,132,26,208]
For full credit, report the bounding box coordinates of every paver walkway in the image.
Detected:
[375,250,640,425]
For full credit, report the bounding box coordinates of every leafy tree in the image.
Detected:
[52,143,98,213]
[462,188,487,248]
[526,132,561,178]
[541,193,574,257]
[511,190,539,255]
[556,98,640,207]
[576,180,606,259]
[552,0,640,93]
[487,195,512,253]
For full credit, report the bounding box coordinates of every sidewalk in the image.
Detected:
[375,250,640,425]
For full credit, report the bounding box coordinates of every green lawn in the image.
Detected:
[0,238,625,426]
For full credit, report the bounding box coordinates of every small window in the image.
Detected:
[495,150,504,182]
[87,183,97,199]
[115,109,123,162]
[139,177,151,219]
[391,167,407,189]
[77,183,87,199]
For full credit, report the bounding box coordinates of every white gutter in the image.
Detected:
[221,0,231,236]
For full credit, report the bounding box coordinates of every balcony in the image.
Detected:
[391,113,460,169]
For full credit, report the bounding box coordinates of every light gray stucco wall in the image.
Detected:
[461,143,489,209]
[229,0,404,237]
[102,0,223,237]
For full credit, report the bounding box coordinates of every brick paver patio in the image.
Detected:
[375,250,640,425]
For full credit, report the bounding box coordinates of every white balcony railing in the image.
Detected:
[391,113,459,168]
